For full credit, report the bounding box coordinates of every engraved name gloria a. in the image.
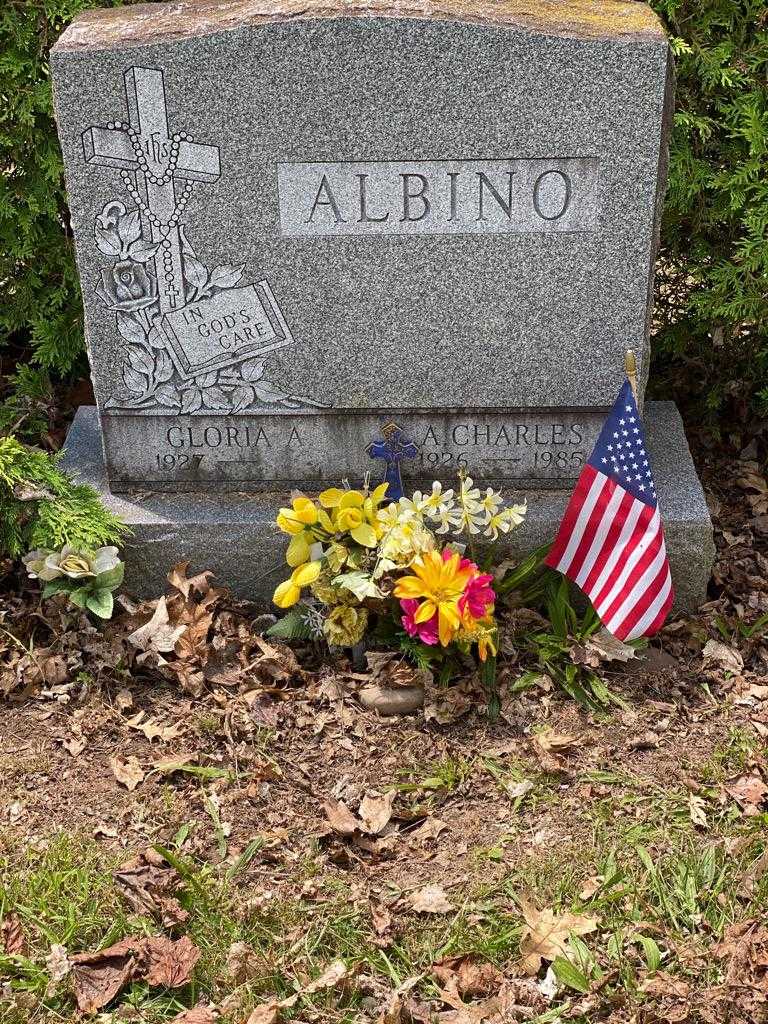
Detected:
[278,158,600,237]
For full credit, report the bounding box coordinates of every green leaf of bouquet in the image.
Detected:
[68,587,89,609]
[333,571,384,601]
[42,579,71,598]
[266,607,313,641]
[85,589,114,619]
[94,563,124,590]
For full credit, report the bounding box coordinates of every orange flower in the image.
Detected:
[393,550,473,646]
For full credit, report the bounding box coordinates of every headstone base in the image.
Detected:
[61,404,714,613]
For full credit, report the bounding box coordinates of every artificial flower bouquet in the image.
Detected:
[271,474,526,664]
[23,545,124,618]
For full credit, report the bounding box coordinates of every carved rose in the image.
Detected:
[96,260,157,312]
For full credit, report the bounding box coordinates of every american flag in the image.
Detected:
[545,380,674,640]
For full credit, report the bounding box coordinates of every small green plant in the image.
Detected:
[498,548,626,709]
[0,435,125,559]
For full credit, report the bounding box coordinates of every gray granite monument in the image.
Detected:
[51,0,714,607]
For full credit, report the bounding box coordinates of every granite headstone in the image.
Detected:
[51,0,715,606]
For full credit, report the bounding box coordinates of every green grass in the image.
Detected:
[1,731,767,1022]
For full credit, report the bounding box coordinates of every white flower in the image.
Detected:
[479,487,503,517]
[433,503,464,535]
[483,502,528,540]
[458,475,481,507]
[377,502,402,529]
[423,480,454,511]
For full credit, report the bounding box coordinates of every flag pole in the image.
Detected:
[625,349,639,403]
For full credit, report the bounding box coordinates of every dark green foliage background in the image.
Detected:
[1,0,767,426]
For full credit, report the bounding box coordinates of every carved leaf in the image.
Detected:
[155,383,182,409]
[94,225,122,258]
[230,384,255,413]
[123,365,148,395]
[127,345,156,377]
[117,209,142,247]
[154,349,174,383]
[239,358,265,383]
[194,371,219,389]
[128,238,162,264]
[179,388,203,415]
[147,324,167,349]
[116,313,147,347]
[254,381,290,405]
[201,385,230,410]
[183,255,209,291]
[209,264,245,291]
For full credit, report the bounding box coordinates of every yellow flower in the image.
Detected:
[323,604,368,647]
[337,505,364,531]
[276,495,318,535]
[272,560,322,608]
[273,578,301,608]
[319,487,349,509]
[285,531,311,567]
[393,550,473,646]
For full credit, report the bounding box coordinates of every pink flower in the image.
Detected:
[400,598,439,645]
[440,549,495,619]
[459,572,496,619]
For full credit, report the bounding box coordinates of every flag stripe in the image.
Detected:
[589,500,651,608]
[545,466,597,569]
[603,535,668,636]
[574,479,623,587]
[622,566,673,640]
[594,509,661,618]
[580,489,637,595]
[552,469,607,575]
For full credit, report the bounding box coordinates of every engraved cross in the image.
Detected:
[82,66,221,313]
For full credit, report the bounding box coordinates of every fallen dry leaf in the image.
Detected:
[45,943,71,987]
[110,755,146,791]
[410,817,449,842]
[125,711,184,743]
[1,913,27,955]
[244,959,348,1023]
[113,848,189,927]
[572,629,636,668]
[409,884,454,915]
[432,954,504,998]
[371,902,393,939]
[70,938,141,1013]
[518,900,597,976]
[144,934,201,987]
[246,1005,280,1024]
[128,597,187,654]
[702,639,744,675]
[302,958,348,994]
[578,875,602,901]
[323,798,359,836]
[226,940,259,984]
[71,934,201,1012]
[531,728,580,772]
[724,774,768,815]
[359,790,395,835]
[689,792,708,828]
[171,1005,219,1024]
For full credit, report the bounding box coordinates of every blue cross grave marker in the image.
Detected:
[367,422,418,501]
